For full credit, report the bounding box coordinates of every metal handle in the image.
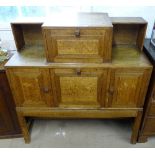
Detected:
[76,68,81,76]
[43,87,49,93]
[75,29,80,38]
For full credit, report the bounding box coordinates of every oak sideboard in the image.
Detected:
[5,13,152,144]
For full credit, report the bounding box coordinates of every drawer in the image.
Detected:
[43,28,112,63]
[152,86,155,102]
[149,103,155,116]
[143,117,155,135]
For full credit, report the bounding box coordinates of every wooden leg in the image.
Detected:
[130,111,143,144]
[17,112,30,143]
[138,135,148,143]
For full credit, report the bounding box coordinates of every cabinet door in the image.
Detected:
[50,68,109,108]
[7,68,53,107]
[43,28,112,62]
[108,69,150,108]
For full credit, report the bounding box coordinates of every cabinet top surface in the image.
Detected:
[111,17,147,24]
[11,16,147,26]
[42,13,112,28]
[5,45,152,68]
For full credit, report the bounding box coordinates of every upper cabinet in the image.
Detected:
[42,13,113,63]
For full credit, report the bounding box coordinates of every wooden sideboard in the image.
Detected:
[138,39,155,142]
[5,13,152,144]
[0,61,21,138]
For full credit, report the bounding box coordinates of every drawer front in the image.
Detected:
[50,68,109,108]
[152,86,155,102]
[149,103,155,116]
[148,85,155,115]
[43,28,112,62]
[143,117,155,135]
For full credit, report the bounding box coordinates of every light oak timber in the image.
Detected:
[42,13,113,63]
[16,107,139,118]
[11,23,44,51]
[111,17,147,24]
[6,15,152,144]
[111,17,147,51]
[131,111,143,144]
[5,46,151,68]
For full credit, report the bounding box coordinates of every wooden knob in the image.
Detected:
[75,29,80,37]
[108,87,114,95]
[43,87,49,93]
[76,68,81,75]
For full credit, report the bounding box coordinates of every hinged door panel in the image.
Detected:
[50,68,109,108]
[43,28,112,62]
[7,68,53,107]
[107,69,149,108]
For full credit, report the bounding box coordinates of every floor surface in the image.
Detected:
[0,119,155,148]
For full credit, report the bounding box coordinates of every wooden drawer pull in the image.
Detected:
[75,29,80,37]
[43,87,50,93]
[108,87,114,95]
[76,68,81,75]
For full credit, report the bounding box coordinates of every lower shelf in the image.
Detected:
[17,107,140,118]
[16,108,142,144]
